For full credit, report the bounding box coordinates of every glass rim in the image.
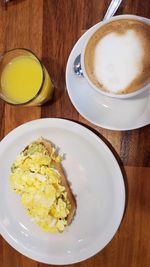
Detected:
[0,48,45,106]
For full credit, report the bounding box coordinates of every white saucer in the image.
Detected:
[66,23,150,131]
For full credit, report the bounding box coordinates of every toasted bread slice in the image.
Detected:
[36,138,77,225]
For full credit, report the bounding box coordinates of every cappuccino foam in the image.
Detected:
[84,19,150,94]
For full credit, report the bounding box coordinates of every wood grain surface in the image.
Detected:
[0,0,150,267]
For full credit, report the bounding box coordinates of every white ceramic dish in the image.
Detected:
[0,118,125,264]
[66,23,150,131]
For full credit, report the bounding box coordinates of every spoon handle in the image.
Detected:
[103,0,123,21]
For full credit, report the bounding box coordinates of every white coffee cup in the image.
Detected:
[81,15,150,99]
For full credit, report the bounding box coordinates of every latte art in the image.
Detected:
[84,19,150,95]
[94,30,143,93]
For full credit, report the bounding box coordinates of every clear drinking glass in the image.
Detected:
[0,48,54,106]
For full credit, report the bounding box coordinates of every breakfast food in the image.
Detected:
[10,138,76,233]
[84,18,150,94]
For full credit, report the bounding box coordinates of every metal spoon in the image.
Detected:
[73,0,123,77]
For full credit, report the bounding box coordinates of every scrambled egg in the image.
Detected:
[10,142,71,233]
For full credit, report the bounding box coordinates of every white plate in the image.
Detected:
[0,118,125,264]
[66,23,150,131]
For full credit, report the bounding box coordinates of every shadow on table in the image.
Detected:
[41,56,66,107]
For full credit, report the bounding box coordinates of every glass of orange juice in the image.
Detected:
[0,48,54,106]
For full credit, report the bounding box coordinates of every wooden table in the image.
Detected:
[0,1,150,266]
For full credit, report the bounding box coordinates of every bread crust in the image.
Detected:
[35,139,77,225]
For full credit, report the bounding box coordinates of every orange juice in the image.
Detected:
[0,51,53,105]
